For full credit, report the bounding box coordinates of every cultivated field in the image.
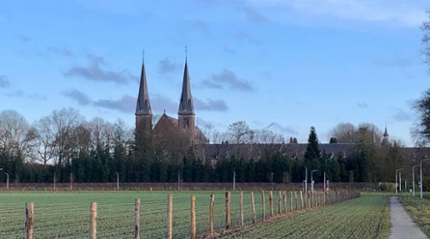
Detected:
[0,190,360,239]
[222,194,390,239]
[0,191,300,239]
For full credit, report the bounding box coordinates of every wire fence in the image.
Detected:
[8,190,360,239]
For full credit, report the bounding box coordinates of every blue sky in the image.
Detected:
[0,0,429,145]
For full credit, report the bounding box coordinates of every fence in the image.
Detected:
[20,190,360,239]
[0,182,379,191]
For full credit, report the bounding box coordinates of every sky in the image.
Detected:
[0,0,429,146]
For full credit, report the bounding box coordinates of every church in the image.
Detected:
[134,54,428,161]
[134,56,207,153]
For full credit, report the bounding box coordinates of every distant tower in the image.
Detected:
[178,49,195,138]
[135,52,153,152]
[381,125,389,146]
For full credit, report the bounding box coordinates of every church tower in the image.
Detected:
[135,55,153,152]
[178,55,195,138]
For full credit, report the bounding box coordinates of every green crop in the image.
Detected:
[0,190,361,239]
[222,194,390,239]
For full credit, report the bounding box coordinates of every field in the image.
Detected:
[222,194,390,239]
[0,190,310,239]
[0,190,366,239]
[399,194,430,237]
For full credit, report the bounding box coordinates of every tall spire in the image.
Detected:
[178,47,194,115]
[135,51,152,115]
[381,124,389,146]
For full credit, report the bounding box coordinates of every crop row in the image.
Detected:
[0,190,357,239]
[222,194,389,239]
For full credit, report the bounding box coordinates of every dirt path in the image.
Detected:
[390,196,427,239]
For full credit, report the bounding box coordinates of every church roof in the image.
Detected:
[135,61,152,115]
[153,113,207,142]
[178,60,194,115]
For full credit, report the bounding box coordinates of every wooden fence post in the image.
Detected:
[167,195,173,239]
[209,194,215,236]
[283,191,287,214]
[225,192,231,230]
[134,198,140,239]
[294,191,298,210]
[190,196,196,239]
[300,191,304,210]
[239,191,244,227]
[290,191,293,211]
[25,202,34,239]
[261,191,266,221]
[269,191,274,217]
[90,202,97,239]
[277,191,282,215]
[251,192,256,224]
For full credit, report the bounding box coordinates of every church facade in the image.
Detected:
[134,57,206,153]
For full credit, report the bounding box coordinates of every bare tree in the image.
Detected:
[50,108,83,166]
[330,123,357,143]
[33,116,57,166]
[228,121,251,144]
[0,110,35,158]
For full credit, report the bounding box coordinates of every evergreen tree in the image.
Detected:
[304,127,321,177]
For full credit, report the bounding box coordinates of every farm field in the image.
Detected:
[222,194,390,239]
[399,194,430,237]
[0,190,309,239]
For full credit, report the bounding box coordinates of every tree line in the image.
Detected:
[0,108,412,184]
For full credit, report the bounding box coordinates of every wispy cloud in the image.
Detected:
[358,102,368,108]
[0,75,10,88]
[194,98,229,112]
[62,88,228,115]
[272,123,298,135]
[151,94,177,113]
[233,30,261,45]
[202,69,254,92]
[373,57,412,68]
[93,95,136,113]
[62,89,92,106]
[16,35,32,43]
[241,7,267,23]
[393,109,412,122]
[5,89,47,100]
[224,45,236,55]
[193,20,209,33]
[244,0,427,27]
[48,47,73,57]
[158,58,181,75]
[63,52,138,85]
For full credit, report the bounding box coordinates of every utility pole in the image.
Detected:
[304,167,308,195]
[233,171,236,191]
[413,165,419,196]
[5,173,9,190]
[116,172,120,191]
[0,168,9,190]
[310,170,317,193]
[399,172,402,192]
[177,171,181,191]
[323,172,326,192]
[395,168,402,195]
[70,172,73,191]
